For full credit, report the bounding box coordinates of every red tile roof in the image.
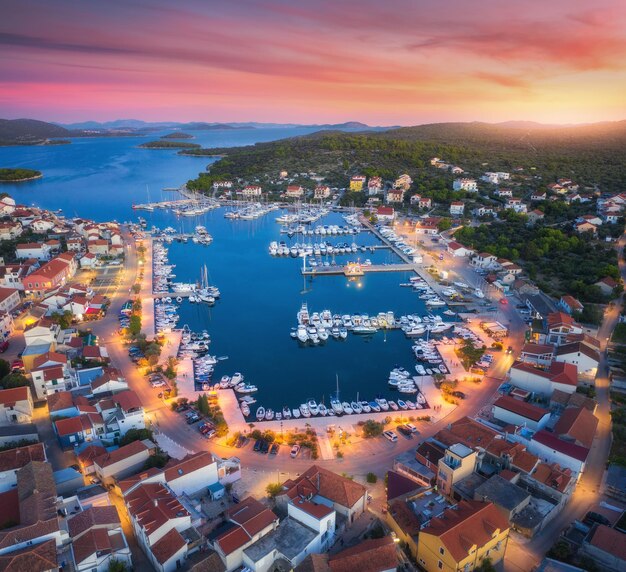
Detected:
[0,538,58,572]
[328,536,397,572]
[280,465,366,509]
[151,528,186,564]
[125,483,189,536]
[77,444,107,468]
[163,451,214,483]
[530,462,572,493]
[0,444,45,472]
[55,414,93,437]
[0,386,30,407]
[94,439,152,469]
[586,525,626,561]
[292,499,334,519]
[532,430,590,463]
[554,407,598,448]
[68,505,120,538]
[227,496,277,537]
[420,500,509,562]
[113,390,142,412]
[46,390,74,412]
[493,395,550,423]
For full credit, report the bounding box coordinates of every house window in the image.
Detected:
[438,561,443,570]
[439,547,445,556]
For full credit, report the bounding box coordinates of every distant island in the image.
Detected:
[0,168,43,182]
[139,140,201,150]
[161,132,194,140]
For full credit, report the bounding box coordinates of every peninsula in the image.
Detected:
[0,167,43,182]
[139,140,201,150]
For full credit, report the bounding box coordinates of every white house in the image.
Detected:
[447,241,474,257]
[453,179,478,192]
[212,496,279,571]
[314,185,331,200]
[125,482,192,572]
[242,185,262,197]
[492,395,551,431]
[508,361,578,397]
[15,242,51,261]
[471,252,498,269]
[528,430,589,476]
[0,386,33,425]
[242,498,336,572]
[0,287,20,314]
[506,198,528,213]
[554,341,600,381]
[93,439,156,484]
[68,505,132,572]
[450,201,465,215]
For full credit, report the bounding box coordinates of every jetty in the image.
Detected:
[302,263,416,276]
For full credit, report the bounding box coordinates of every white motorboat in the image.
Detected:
[353,326,377,334]
[360,401,371,413]
[240,403,250,416]
[330,398,343,414]
[282,407,292,419]
[231,372,244,384]
[235,383,258,394]
[388,400,399,411]
[351,401,363,414]
[292,408,301,418]
[308,400,319,415]
[397,399,408,410]
[339,327,348,339]
[296,325,308,343]
[256,407,266,421]
[342,402,353,415]
[376,398,390,411]
[318,404,328,416]
[265,409,275,421]
[300,403,311,417]
[406,400,416,410]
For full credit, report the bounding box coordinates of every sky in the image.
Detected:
[1,0,625,125]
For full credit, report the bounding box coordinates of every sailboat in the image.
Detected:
[196,265,219,304]
[330,374,343,414]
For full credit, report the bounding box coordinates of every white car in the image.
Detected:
[290,444,301,458]
[405,423,419,434]
[383,430,398,442]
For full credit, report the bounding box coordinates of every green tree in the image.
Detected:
[107,559,131,572]
[128,315,141,336]
[119,428,153,447]
[0,359,10,380]
[0,373,29,390]
[437,217,452,231]
[476,558,496,572]
[366,472,377,483]
[361,420,384,438]
[197,394,209,415]
[266,482,283,498]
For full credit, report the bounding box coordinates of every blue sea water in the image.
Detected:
[0,128,436,411]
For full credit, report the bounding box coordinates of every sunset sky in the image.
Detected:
[2,0,625,125]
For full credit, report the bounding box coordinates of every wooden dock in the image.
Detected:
[302,263,416,276]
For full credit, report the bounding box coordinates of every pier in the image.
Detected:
[302,263,417,276]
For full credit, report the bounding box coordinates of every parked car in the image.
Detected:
[11,359,23,371]
[0,341,9,353]
[383,430,398,442]
[397,425,413,438]
[176,403,189,413]
[290,444,301,458]
[405,423,419,434]
[451,391,466,399]
[260,440,270,454]
[269,443,279,455]
[253,439,262,452]
[186,414,200,425]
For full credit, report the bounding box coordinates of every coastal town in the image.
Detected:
[0,144,624,572]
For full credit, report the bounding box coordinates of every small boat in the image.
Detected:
[369,401,381,412]
[397,399,408,410]
[406,400,416,410]
[256,407,266,421]
[265,408,275,421]
[388,400,399,411]
[282,407,292,420]
[376,398,390,411]
[308,400,319,416]
[342,402,353,415]
[300,403,311,418]
[240,403,250,416]
[330,398,343,415]
[351,401,362,414]
[231,372,244,384]
[319,404,328,416]
[292,408,301,419]
[360,401,371,413]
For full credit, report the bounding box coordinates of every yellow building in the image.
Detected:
[437,443,477,497]
[349,175,366,191]
[417,500,510,572]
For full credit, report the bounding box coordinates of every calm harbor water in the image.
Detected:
[1,128,439,411]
